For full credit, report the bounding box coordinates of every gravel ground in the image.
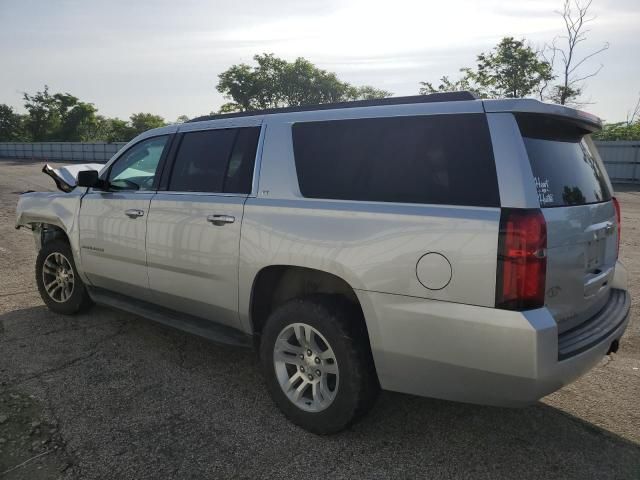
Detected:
[0,158,639,479]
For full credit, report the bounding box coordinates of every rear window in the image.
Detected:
[168,127,260,194]
[517,114,611,207]
[292,114,499,207]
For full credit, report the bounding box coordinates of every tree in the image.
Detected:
[128,113,166,136]
[542,0,609,105]
[175,115,190,124]
[100,114,166,142]
[217,53,391,112]
[22,86,59,141]
[469,38,554,98]
[0,104,27,141]
[346,85,394,101]
[57,101,100,141]
[22,86,101,141]
[6,86,168,142]
[419,38,553,99]
[592,94,640,140]
[419,74,485,98]
[592,122,640,141]
[103,118,132,142]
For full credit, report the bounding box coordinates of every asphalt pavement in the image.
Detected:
[1,158,639,479]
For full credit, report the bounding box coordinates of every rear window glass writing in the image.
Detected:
[523,138,611,207]
[534,177,554,205]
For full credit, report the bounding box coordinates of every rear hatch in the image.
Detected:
[516,113,618,332]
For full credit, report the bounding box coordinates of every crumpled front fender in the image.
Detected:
[15,190,90,283]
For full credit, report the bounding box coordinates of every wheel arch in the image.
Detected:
[248,265,369,346]
[33,223,70,250]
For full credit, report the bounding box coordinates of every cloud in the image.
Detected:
[0,0,638,121]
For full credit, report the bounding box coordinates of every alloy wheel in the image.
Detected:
[42,252,75,303]
[273,322,339,412]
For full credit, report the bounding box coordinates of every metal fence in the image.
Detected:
[594,141,640,184]
[0,142,127,162]
[1,140,639,183]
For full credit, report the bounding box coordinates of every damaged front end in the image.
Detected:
[42,163,104,192]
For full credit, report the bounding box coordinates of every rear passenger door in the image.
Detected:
[146,125,261,329]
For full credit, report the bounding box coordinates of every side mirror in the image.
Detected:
[77,170,102,189]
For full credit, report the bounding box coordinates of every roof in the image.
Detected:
[188,92,478,123]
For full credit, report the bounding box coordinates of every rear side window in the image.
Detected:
[224,127,261,194]
[516,114,611,207]
[168,127,260,193]
[292,114,499,207]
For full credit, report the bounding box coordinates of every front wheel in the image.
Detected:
[260,295,379,434]
[36,240,93,315]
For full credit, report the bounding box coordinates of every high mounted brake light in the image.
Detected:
[495,209,547,311]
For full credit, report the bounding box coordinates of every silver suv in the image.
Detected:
[16,92,631,434]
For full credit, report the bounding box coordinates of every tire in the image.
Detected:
[36,239,93,315]
[260,294,379,434]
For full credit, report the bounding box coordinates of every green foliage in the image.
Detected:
[419,37,553,99]
[128,113,166,136]
[471,38,554,98]
[103,118,134,142]
[217,53,391,112]
[345,85,393,101]
[419,74,486,98]
[96,114,167,142]
[22,86,101,141]
[547,85,582,105]
[3,86,168,143]
[0,104,27,141]
[592,122,640,141]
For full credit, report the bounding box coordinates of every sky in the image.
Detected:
[1,0,639,123]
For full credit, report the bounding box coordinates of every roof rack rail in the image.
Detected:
[188,91,477,123]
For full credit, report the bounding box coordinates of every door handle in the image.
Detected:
[125,209,144,218]
[207,214,235,226]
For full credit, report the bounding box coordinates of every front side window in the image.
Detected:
[291,114,499,207]
[168,127,260,193]
[108,136,169,191]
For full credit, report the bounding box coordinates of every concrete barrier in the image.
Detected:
[0,142,127,162]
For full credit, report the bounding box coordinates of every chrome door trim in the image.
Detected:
[150,191,248,198]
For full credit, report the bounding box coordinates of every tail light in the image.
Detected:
[496,209,547,310]
[612,197,621,258]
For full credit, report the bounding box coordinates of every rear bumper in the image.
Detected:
[356,287,631,407]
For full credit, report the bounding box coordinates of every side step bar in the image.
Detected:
[87,287,251,348]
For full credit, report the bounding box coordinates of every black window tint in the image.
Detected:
[292,114,499,207]
[224,127,260,194]
[517,114,611,207]
[169,129,237,192]
[168,127,260,193]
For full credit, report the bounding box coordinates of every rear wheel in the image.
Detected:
[260,295,379,434]
[36,240,92,315]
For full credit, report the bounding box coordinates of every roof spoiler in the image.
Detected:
[483,99,602,131]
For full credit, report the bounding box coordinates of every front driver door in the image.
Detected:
[78,135,170,300]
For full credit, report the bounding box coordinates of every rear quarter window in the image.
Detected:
[292,114,499,207]
[516,114,612,207]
